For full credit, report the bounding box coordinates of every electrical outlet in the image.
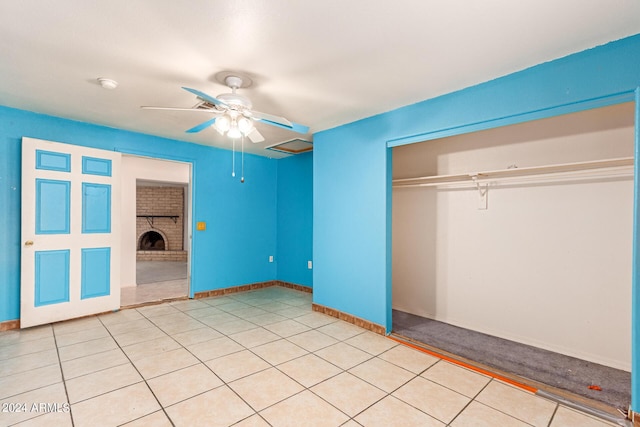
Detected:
[307,260,313,269]
[269,255,274,263]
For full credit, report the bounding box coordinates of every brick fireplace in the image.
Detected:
[136,186,187,262]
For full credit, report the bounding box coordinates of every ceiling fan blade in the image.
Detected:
[186,117,217,133]
[256,117,310,134]
[182,87,228,107]
[141,106,222,113]
[251,110,293,128]
[247,128,265,143]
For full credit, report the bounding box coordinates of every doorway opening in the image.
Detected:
[128,183,189,305]
[120,155,191,307]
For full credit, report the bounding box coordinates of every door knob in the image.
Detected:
[24,240,34,246]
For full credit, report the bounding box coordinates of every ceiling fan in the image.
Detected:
[141,73,309,143]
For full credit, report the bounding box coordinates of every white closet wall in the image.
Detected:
[392,103,635,370]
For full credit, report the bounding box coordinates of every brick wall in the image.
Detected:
[136,186,184,252]
[137,250,187,262]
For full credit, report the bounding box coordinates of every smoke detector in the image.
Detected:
[97,77,118,90]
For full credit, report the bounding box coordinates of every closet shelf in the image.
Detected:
[393,156,634,188]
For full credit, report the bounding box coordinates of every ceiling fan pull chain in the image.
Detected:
[241,135,245,183]
[232,138,236,177]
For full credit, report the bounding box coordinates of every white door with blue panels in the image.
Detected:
[21,137,121,328]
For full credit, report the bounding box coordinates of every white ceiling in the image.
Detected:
[1,1,639,158]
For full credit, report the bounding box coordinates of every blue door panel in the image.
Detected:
[81,248,111,299]
[34,250,70,306]
[36,150,71,172]
[82,183,111,233]
[36,179,70,234]
[82,156,112,176]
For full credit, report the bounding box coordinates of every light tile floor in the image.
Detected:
[120,279,188,307]
[120,261,189,307]
[0,287,620,427]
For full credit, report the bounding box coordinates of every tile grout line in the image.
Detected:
[459,378,539,427]
[232,295,542,427]
[192,299,329,422]
[96,311,177,427]
[53,335,115,364]
[0,335,54,363]
[0,325,72,424]
[51,323,75,427]
[387,335,569,425]
[338,356,443,425]
[445,375,494,426]
[191,291,371,423]
[224,292,438,424]
[136,302,272,425]
[222,298,346,423]
[547,403,561,427]
[233,309,403,424]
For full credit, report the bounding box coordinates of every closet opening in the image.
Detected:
[391,102,634,413]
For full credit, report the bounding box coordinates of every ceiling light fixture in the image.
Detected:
[213,111,254,139]
[97,77,118,90]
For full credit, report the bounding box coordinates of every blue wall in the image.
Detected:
[313,34,640,333]
[276,152,313,287]
[0,107,281,322]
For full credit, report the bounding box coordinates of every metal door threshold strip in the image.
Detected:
[387,335,631,426]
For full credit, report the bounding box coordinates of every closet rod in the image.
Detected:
[393,169,633,189]
[393,156,634,187]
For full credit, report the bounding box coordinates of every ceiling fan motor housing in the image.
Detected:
[224,75,245,89]
[216,92,252,110]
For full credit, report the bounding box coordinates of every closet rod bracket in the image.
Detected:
[471,175,488,210]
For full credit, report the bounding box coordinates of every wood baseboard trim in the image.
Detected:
[194,281,277,299]
[631,410,640,426]
[0,319,20,331]
[194,280,313,299]
[274,281,313,293]
[312,303,386,336]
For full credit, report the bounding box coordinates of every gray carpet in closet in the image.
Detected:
[392,310,630,411]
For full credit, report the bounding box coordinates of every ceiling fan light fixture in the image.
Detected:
[214,115,230,133]
[227,125,242,139]
[213,113,254,139]
[237,117,253,134]
[145,76,308,144]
